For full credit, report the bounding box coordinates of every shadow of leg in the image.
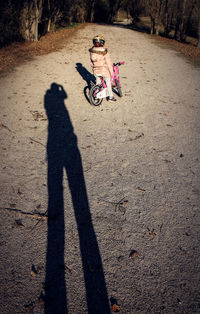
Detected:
[66,149,111,314]
[45,163,68,314]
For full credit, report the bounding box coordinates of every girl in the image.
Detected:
[89,35,116,102]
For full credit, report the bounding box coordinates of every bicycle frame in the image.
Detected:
[112,62,124,87]
[94,61,125,99]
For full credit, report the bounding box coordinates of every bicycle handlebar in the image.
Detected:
[113,61,125,66]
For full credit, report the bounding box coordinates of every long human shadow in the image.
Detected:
[44,83,111,313]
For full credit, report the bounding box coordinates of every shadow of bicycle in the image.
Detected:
[75,63,96,104]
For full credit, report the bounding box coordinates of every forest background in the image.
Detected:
[1,0,200,48]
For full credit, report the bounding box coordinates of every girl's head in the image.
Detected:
[93,35,105,47]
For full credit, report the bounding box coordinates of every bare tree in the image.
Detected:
[163,0,171,36]
[42,0,65,32]
[126,0,145,23]
[67,0,87,23]
[87,0,96,22]
[107,0,122,23]
[145,0,164,35]
[174,0,186,41]
[19,0,43,41]
[196,0,200,46]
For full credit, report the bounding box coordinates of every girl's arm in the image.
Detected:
[105,52,113,77]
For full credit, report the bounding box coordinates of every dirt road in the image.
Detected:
[0,23,200,313]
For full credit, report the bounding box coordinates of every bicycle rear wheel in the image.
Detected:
[115,79,122,97]
[89,85,103,106]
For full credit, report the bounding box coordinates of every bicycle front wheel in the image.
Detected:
[115,79,122,97]
[89,85,103,106]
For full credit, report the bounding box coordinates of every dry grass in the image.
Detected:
[152,34,200,59]
[0,23,86,76]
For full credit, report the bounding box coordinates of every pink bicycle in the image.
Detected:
[89,61,125,106]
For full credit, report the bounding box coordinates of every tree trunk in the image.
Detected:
[164,0,170,36]
[155,0,163,36]
[32,5,39,41]
[179,0,187,41]
[155,18,159,35]
[147,0,162,35]
[45,0,51,33]
[88,0,95,22]
[108,0,121,23]
[150,16,155,34]
[198,22,200,47]
[47,18,51,32]
[20,0,42,41]
[197,2,200,47]
[155,14,161,35]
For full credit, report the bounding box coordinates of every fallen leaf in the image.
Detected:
[38,291,45,305]
[10,203,16,208]
[31,265,37,276]
[31,270,37,277]
[112,304,120,312]
[64,264,72,274]
[17,188,23,196]
[137,187,146,192]
[38,298,45,306]
[30,111,44,121]
[14,219,24,227]
[129,249,138,258]
[119,199,128,205]
[149,230,157,238]
[0,124,12,132]
[134,133,145,140]
[31,264,42,277]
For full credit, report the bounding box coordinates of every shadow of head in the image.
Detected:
[46,82,67,100]
[44,83,68,119]
[76,62,83,72]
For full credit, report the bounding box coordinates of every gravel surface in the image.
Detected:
[0,23,200,314]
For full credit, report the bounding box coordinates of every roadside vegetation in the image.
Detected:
[0,23,85,74]
[1,0,200,46]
